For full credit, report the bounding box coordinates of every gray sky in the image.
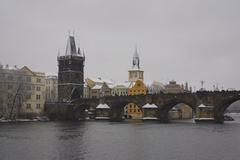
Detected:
[0,0,240,90]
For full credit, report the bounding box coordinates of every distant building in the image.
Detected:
[111,82,130,96]
[91,82,112,98]
[85,77,114,98]
[57,35,85,102]
[0,65,46,118]
[146,81,166,94]
[83,82,91,98]
[85,77,114,88]
[45,75,58,102]
[165,80,190,93]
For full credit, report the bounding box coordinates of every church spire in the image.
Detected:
[132,47,140,69]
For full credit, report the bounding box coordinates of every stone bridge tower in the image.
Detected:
[57,35,85,102]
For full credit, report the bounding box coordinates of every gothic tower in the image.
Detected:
[128,48,144,82]
[58,35,85,102]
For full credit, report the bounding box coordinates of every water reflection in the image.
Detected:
[0,116,240,160]
[51,122,88,160]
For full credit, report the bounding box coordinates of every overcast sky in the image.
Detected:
[0,0,240,90]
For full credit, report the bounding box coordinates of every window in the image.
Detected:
[36,86,41,91]
[26,77,31,82]
[17,76,22,81]
[36,104,41,109]
[36,78,41,83]
[26,85,31,90]
[8,85,13,90]
[8,75,13,81]
[26,104,31,109]
[36,95,41,100]
[26,94,31,99]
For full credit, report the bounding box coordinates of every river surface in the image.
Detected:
[0,114,240,160]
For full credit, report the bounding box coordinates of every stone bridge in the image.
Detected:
[45,91,240,123]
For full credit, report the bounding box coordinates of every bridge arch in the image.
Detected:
[158,99,196,123]
[103,95,159,121]
[214,95,240,123]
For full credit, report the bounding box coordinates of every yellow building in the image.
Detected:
[126,80,147,119]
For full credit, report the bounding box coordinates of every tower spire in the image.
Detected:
[132,47,140,69]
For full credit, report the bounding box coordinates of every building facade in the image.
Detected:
[126,79,147,119]
[0,65,45,119]
[85,77,114,98]
[146,81,166,94]
[58,35,85,102]
[91,82,112,98]
[165,80,184,93]
[111,83,130,96]
[45,75,58,102]
[165,80,191,94]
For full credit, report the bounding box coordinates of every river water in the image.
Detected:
[0,114,240,160]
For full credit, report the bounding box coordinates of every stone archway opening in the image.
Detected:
[124,102,143,120]
[159,101,195,123]
[224,100,240,122]
[168,103,193,122]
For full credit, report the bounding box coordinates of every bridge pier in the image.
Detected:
[158,118,169,123]
[214,113,224,124]
[110,106,124,122]
[158,113,169,123]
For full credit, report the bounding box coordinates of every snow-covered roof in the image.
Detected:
[142,103,158,108]
[113,82,131,88]
[129,81,136,88]
[92,84,102,90]
[145,81,165,88]
[198,104,206,108]
[88,77,115,85]
[171,107,178,111]
[108,84,115,89]
[198,104,214,108]
[96,104,110,109]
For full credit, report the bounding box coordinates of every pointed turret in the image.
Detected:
[77,47,82,56]
[132,47,140,69]
[128,47,144,82]
[65,36,77,55]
